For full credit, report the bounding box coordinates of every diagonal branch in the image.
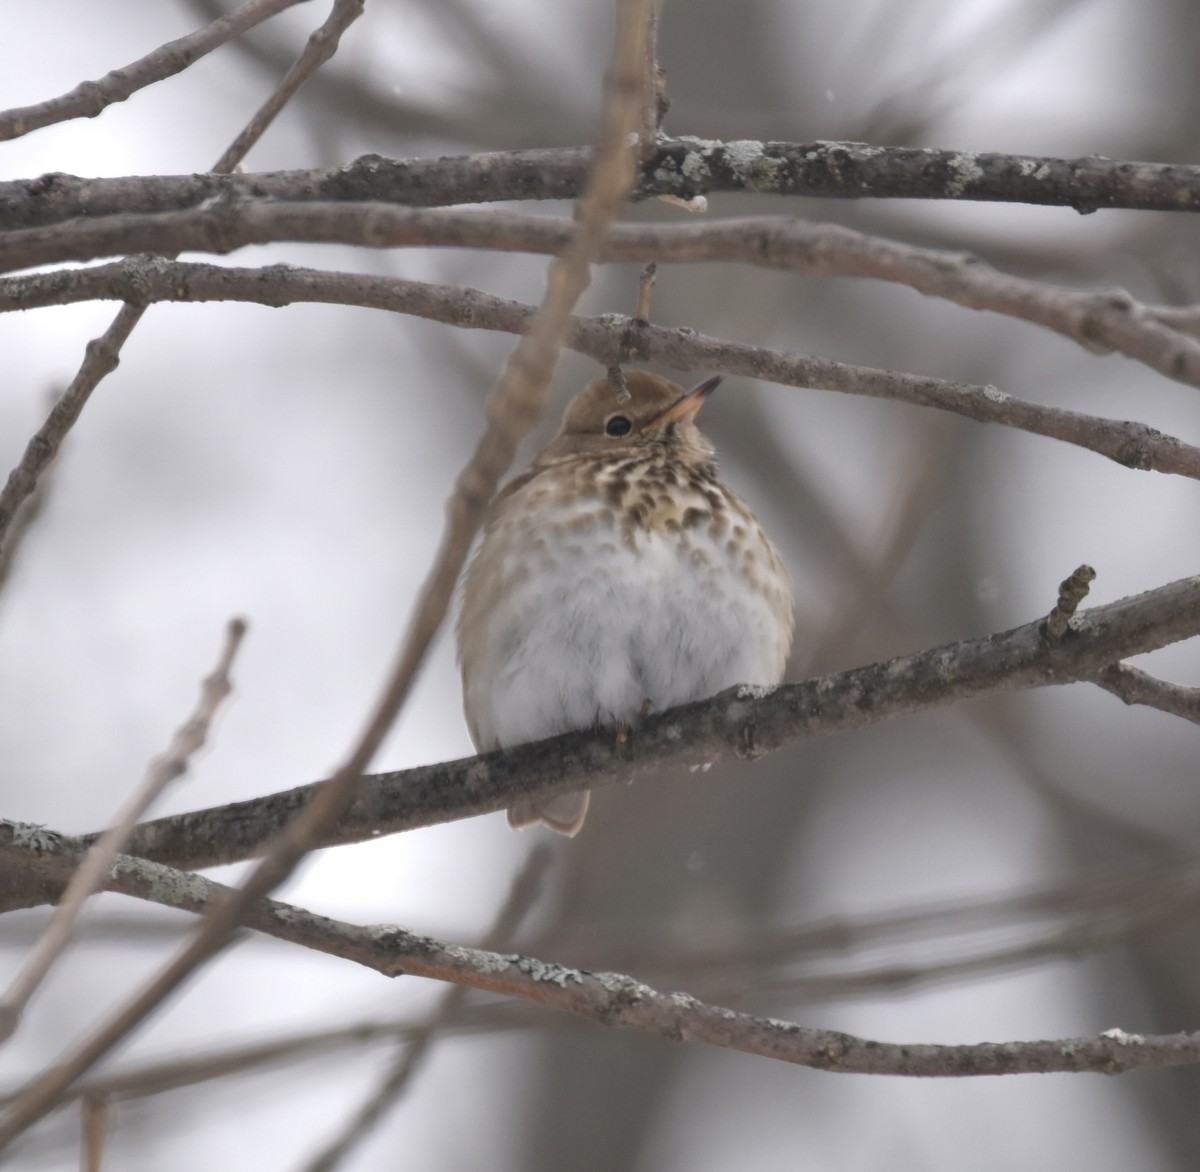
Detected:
[0,0,309,142]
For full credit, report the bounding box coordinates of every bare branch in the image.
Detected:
[0,0,309,142]
[7,210,1200,397]
[211,0,364,173]
[0,619,246,1043]
[0,304,143,560]
[5,260,1197,482]
[41,571,1194,878]
[80,1094,108,1172]
[1094,663,1200,725]
[0,387,62,598]
[0,826,1196,1080]
[10,139,1200,231]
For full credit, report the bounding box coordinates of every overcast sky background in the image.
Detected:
[3,0,1200,1168]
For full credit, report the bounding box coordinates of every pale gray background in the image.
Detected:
[2,0,1200,1167]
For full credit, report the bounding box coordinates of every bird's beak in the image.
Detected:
[659,375,722,424]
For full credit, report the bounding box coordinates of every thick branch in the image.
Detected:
[49,572,1197,877]
[5,260,1196,481]
[6,139,1200,232]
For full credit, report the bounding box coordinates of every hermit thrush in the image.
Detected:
[457,370,794,835]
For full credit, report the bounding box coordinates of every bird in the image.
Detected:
[457,369,794,836]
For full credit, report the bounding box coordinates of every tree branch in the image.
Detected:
[4,260,1196,482]
[0,824,1195,1081]
[6,210,1200,394]
[0,0,310,142]
[1094,663,1200,725]
[37,571,1194,879]
[8,139,1200,231]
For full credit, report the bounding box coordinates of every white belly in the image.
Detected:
[459,495,792,751]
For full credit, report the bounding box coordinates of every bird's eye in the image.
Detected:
[605,415,632,437]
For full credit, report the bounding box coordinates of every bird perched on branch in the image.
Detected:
[458,369,794,835]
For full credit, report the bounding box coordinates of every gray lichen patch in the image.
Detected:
[722,139,784,188]
[368,924,441,955]
[946,152,984,197]
[594,971,652,1002]
[515,956,584,987]
[463,761,491,795]
[735,683,778,700]
[443,944,513,977]
[133,864,211,908]
[7,822,62,853]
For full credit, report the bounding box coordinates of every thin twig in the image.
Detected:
[1093,663,1200,725]
[0,387,63,598]
[302,846,552,1172]
[0,0,308,141]
[636,1,661,154]
[0,304,142,563]
[211,0,364,173]
[80,1094,108,1172]
[0,0,651,1149]
[0,1004,536,1109]
[0,619,247,1043]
